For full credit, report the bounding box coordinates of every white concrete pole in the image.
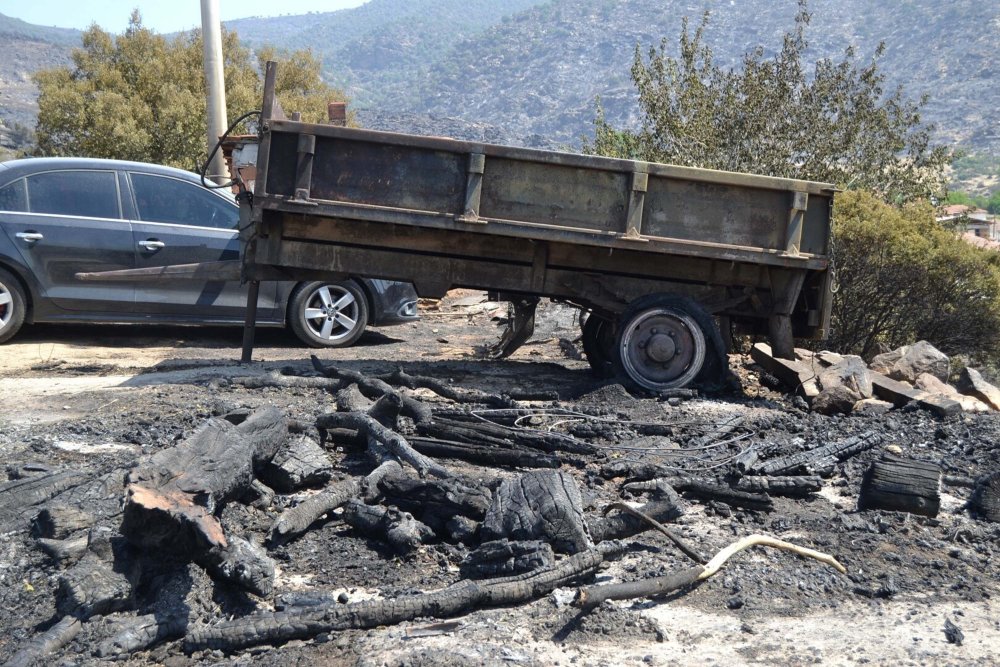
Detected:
[201,0,228,184]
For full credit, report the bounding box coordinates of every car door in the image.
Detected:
[0,169,135,313]
[126,171,278,321]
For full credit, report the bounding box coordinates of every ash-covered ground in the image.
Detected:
[0,293,997,666]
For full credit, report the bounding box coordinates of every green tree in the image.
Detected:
[830,190,1000,364]
[585,1,951,203]
[33,10,346,170]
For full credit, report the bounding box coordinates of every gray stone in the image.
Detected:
[956,367,1000,411]
[886,341,950,383]
[812,385,862,415]
[853,398,894,415]
[818,355,872,398]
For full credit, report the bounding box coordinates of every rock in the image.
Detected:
[812,385,862,415]
[818,355,872,398]
[875,341,950,383]
[916,373,991,413]
[853,398,894,415]
[956,367,1000,411]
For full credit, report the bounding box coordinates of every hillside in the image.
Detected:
[0,14,77,135]
[2,0,999,177]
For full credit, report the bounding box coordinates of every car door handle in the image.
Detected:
[15,232,43,242]
[138,240,165,251]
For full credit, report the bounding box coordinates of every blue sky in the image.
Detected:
[1,1,368,33]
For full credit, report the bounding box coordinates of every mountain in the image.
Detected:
[1,1,998,177]
[0,14,78,134]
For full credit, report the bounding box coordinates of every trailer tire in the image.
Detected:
[614,294,724,392]
[288,280,369,348]
[0,267,26,344]
[581,312,616,378]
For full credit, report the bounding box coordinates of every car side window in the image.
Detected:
[130,173,239,230]
[0,179,27,212]
[26,170,120,218]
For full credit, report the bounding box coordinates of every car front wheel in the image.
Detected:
[289,280,369,348]
[0,267,26,344]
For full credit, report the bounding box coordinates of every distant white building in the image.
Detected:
[937,204,999,245]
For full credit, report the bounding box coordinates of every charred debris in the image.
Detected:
[2,343,999,665]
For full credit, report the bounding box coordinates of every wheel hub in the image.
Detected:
[618,307,706,391]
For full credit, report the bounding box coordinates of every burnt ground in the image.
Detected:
[0,292,998,666]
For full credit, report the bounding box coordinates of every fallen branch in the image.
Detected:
[601,502,704,564]
[574,534,845,610]
[315,412,450,479]
[311,357,432,423]
[381,369,519,408]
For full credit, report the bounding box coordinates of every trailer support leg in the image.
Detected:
[768,314,795,361]
[241,280,261,363]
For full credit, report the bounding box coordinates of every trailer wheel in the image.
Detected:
[614,294,713,392]
[288,280,369,348]
[581,312,616,378]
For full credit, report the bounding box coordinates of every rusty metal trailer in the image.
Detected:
[240,63,836,391]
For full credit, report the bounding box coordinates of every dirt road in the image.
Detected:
[0,294,997,666]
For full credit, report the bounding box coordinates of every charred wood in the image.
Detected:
[378,475,493,524]
[754,432,883,476]
[673,479,774,512]
[201,536,275,597]
[270,461,402,543]
[336,383,374,413]
[587,500,684,543]
[37,535,89,566]
[0,469,90,531]
[482,471,592,554]
[228,370,342,391]
[315,412,449,479]
[185,541,626,653]
[734,475,823,498]
[691,415,744,447]
[858,454,941,518]
[56,555,134,619]
[408,436,565,469]
[259,435,333,493]
[418,417,598,456]
[461,539,555,578]
[33,505,95,540]
[311,356,432,423]
[381,369,518,408]
[96,613,188,658]
[341,499,435,554]
[971,471,1000,522]
[3,615,82,667]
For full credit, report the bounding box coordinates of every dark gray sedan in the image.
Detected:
[0,157,418,346]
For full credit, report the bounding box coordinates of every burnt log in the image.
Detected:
[336,383,374,412]
[381,369,518,408]
[315,412,449,478]
[971,470,1000,522]
[481,471,592,554]
[858,454,941,518]
[754,431,883,476]
[378,475,494,534]
[0,469,90,531]
[37,536,89,565]
[96,613,188,659]
[418,417,598,456]
[599,460,671,481]
[56,555,134,619]
[3,615,82,667]
[122,408,287,558]
[202,536,275,597]
[270,460,402,543]
[32,505,95,540]
[587,500,684,542]
[341,499,435,554]
[691,415,744,447]
[259,434,333,493]
[311,356,432,423]
[185,540,626,653]
[408,436,566,469]
[229,370,342,391]
[734,475,823,498]
[460,539,555,578]
[673,479,774,512]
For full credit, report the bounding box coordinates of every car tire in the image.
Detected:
[0,267,26,344]
[288,280,370,348]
